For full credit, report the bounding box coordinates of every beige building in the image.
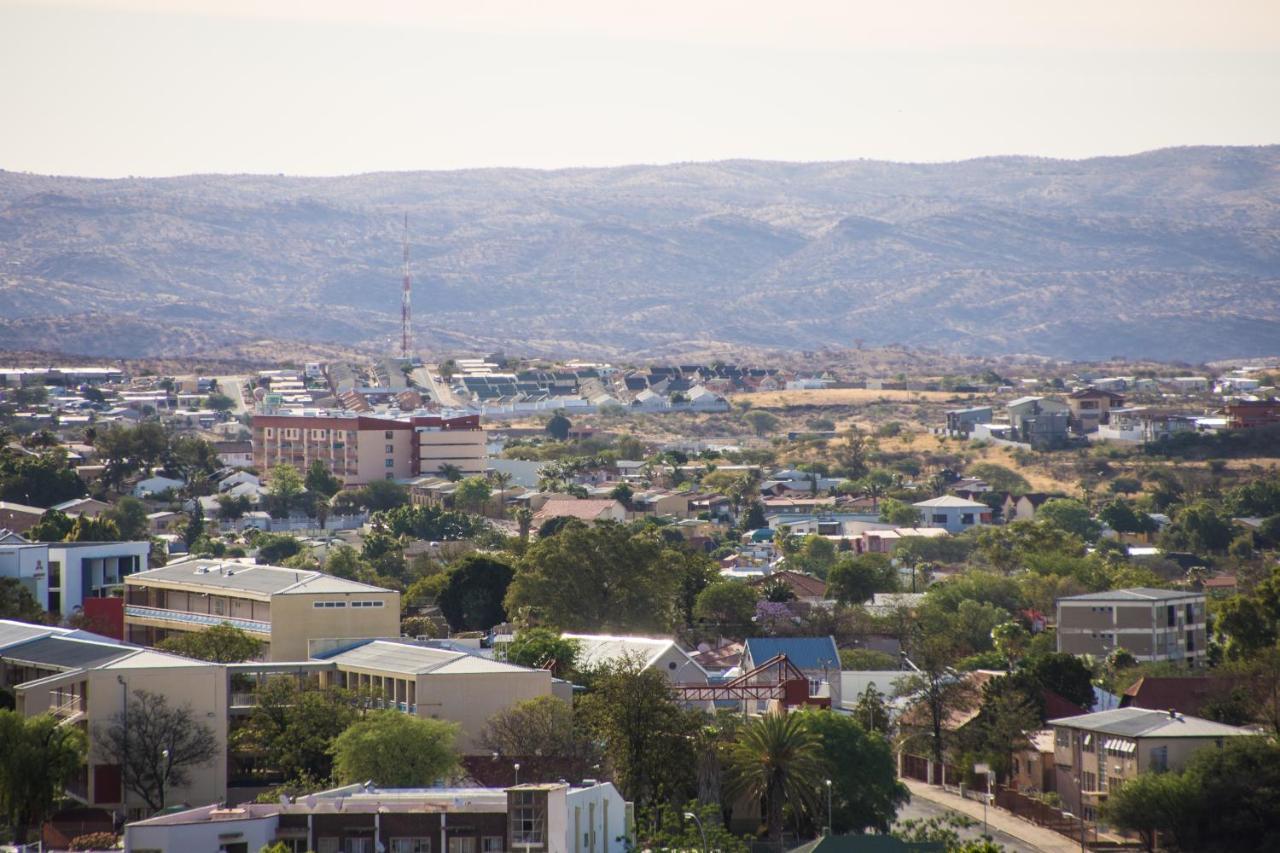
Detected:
[1056,588,1207,666]
[253,411,484,488]
[124,559,400,661]
[1,621,228,820]
[1049,707,1252,819]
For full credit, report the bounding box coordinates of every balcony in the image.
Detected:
[125,604,271,635]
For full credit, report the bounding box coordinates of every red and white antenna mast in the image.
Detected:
[400,213,412,357]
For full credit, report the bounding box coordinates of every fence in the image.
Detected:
[994,786,1084,837]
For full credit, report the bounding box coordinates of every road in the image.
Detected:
[412,365,464,409]
[214,375,250,415]
[896,796,1043,853]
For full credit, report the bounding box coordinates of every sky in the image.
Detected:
[1,0,1278,177]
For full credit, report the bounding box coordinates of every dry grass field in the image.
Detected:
[733,388,970,408]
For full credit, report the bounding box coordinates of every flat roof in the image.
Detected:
[127,559,391,597]
[1058,588,1201,603]
[319,639,541,677]
[0,635,134,670]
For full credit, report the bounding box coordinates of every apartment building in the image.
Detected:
[127,781,629,853]
[253,411,484,487]
[1,620,228,818]
[1067,388,1125,433]
[0,537,151,617]
[1049,707,1252,818]
[124,559,399,661]
[1056,588,1207,666]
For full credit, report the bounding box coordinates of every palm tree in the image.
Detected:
[489,471,514,518]
[514,506,534,554]
[438,463,463,483]
[726,712,824,844]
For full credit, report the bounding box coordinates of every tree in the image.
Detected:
[504,628,579,677]
[789,533,838,577]
[878,498,921,527]
[331,711,459,787]
[94,689,219,812]
[725,711,824,843]
[479,696,598,776]
[693,581,758,634]
[1036,498,1101,542]
[793,709,908,833]
[1023,653,1094,710]
[0,710,87,843]
[858,470,896,508]
[358,478,409,511]
[26,509,75,542]
[577,663,699,819]
[254,533,302,564]
[828,553,898,604]
[216,493,252,521]
[305,460,342,499]
[898,622,976,768]
[233,678,360,782]
[437,463,464,483]
[204,392,235,412]
[103,496,150,540]
[505,521,686,632]
[990,621,1030,666]
[438,554,515,632]
[184,502,204,548]
[966,463,1030,495]
[156,623,264,662]
[166,435,219,483]
[832,427,874,479]
[490,470,514,517]
[744,410,779,438]
[1102,766,1202,852]
[545,412,572,441]
[266,463,305,518]
[0,448,88,506]
[452,476,492,515]
[1098,498,1157,535]
[0,578,46,622]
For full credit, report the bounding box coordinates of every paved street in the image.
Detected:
[901,779,1086,853]
[896,794,1043,853]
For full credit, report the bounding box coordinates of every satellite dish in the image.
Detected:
[305,794,318,810]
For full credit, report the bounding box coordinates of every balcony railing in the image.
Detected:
[125,605,270,635]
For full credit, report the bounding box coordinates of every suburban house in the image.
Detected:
[945,406,993,438]
[51,497,113,518]
[562,633,709,685]
[912,496,992,534]
[1223,399,1280,429]
[742,636,841,709]
[858,526,950,555]
[126,781,630,853]
[0,501,45,534]
[0,536,151,617]
[1096,408,1197,444]
[1048,707,1253,818]
[1119,676,1243,718]
[213,440,255,467]
[532,499,627,527]
[132,475,185,498]
[124,559,400,661]
[1001,492,1053,522]
[747,570,827,604]
[1067,388,1125,433]
[1056,588,1207,667]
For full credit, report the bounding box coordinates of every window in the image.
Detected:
[1055,729,1070,748]
[385,431,394,439]
[1081,732,1094,752]
[386,459,395,468]
[1150,746,1168,772]
[317,840,340,853]
[346,840,373,853]
[351,600,385,608]
[482,838,503,853]
[932,513,947,523]
[1082,771,1097,791]
[213,598,225,615]
[392,841,431,853]
[1187,630,1195,653]
[960,513,975,525]
[510,790,545,847]
[313,601,347,609]
[386,444,395,453]
[448,839,476,853]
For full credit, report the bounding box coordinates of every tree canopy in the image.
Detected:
[331,711,459,787]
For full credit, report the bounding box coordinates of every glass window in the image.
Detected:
[482,838,503,853]
[392,841,431,853]
[960,513,975,524]
[317,839,339,853]
[386,459,395,467]
[385,431,394,439]
[448,839,477,853]
[932,513,947,523]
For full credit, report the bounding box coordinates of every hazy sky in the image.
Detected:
[2,0,1279,177]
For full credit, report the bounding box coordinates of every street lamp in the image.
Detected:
[824,779,833,837]
[513,762,520,785]
[683,811,707,853]
[160,749,170,809]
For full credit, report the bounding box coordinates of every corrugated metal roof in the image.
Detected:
[1058,587,1201,603]
[744,636,840,671]
[1048,707,1253,738]
[323,640,538,677]
[128,559,390,597]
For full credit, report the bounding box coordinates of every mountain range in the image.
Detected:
[2,146,1278,361]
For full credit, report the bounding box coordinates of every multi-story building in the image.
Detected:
[912,495,992,534]
[124,559,399,661]
[1056,588,1207,666]
[0,538,151,618]
[2,620,228,819]
[1067,388,1125,433]
[252,411,484,487]
[126,781,630,853]
[1049,707,1252,818]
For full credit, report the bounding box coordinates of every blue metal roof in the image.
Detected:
[745,637,839,670]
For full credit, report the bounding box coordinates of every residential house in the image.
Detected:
[912,496,991,534]
[562,633,709,685]
[1003,396,1071,449]
[1167,376,1210,393]
[945,406,993,438]
[0,501,44,535]
[748,570,827,604]
[212,440,254,468]
[532,499,627,527]
[1049,707,1252,818]
[1010,729,1057,795]
[859,526,950,556]
[1224,399,1280,429]
[132,475,185,498]
[1067,388,1125,433]
[126,781,629,853]
[742,636,841,709]
[1056,588,1207,667]
[50,497,112,518]
[1119,676,1243,718]
[1096,408,1197,444]
[1002,492,1052,522]
[124,558,400,661]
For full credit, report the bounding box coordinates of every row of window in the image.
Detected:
[263,427,359,440]
[313,600,386,609]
